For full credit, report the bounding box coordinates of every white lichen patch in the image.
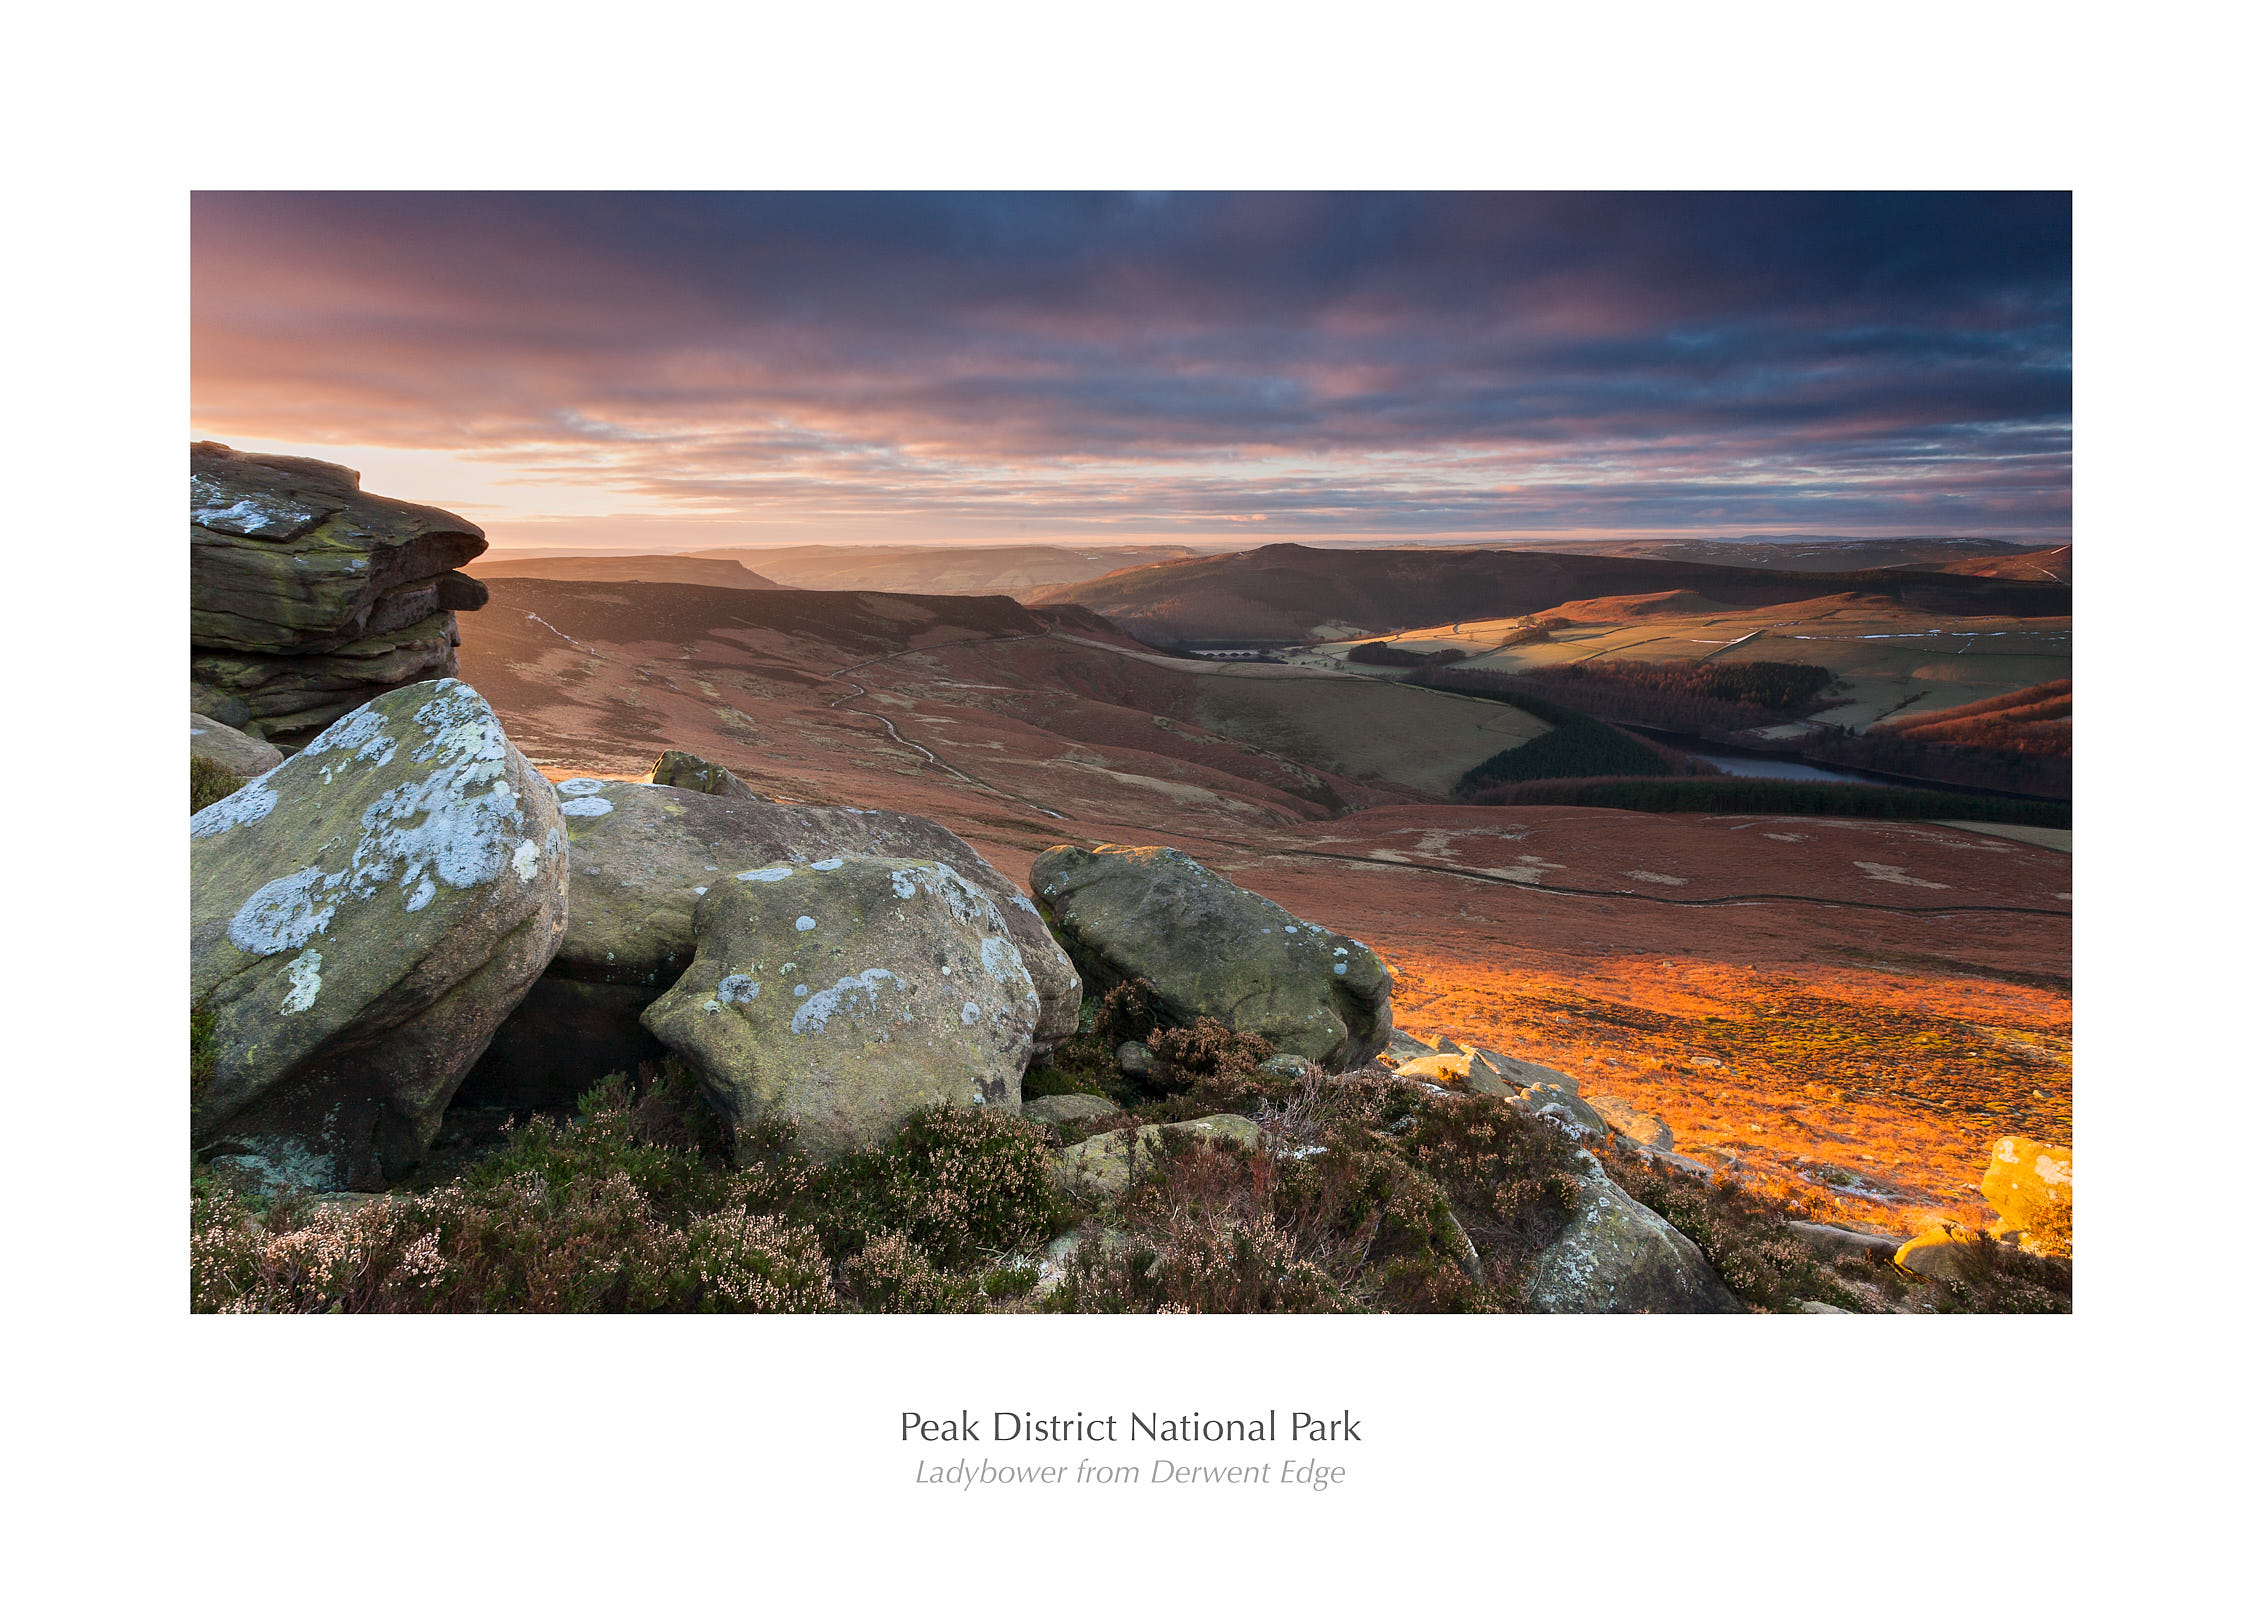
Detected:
[556,778,610,797]
[716,973,760,1005]
[795,915,817,932]
[961,1002,983,1026]
[230,866,347,955]
[218,681,547,956]
[279,948,323,1014]
[559,796,614,817]
[190,473,310,536]
[305,703,399,772]
[739,865,795,883]
[811,858,845,871]
[191,774,280,837]
[354,759,526,896]
[791,968,905,1034]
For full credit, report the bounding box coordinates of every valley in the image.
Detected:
[454,564,2072,1241]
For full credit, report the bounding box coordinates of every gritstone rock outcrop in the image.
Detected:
[191,442,492,748]
[1030,843,1391,1069]
[461,779,1081,1105]
[642,855,1043,1161]
[190,679,568,1190]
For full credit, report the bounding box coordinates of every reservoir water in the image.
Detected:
[1627,728,1892,786]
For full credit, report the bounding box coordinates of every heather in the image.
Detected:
[190,754,243,812]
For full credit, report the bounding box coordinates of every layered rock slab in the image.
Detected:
[191,442,491,747]
[190,679,568,1190]
[641,856,1042,1161]
[1030,844,1391,1069]
[463,781,1080,1105]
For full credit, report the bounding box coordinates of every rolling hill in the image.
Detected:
[685,542,1195,597]
[1491,536,2064,573]
[1029,542,2074,646]
[469,554,791,589]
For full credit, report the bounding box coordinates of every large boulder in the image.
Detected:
[1981,1136,2072,1253]
[463,782,1081,1105]
[641,856,1043,1161]
[190,679,568,1191]
[191,442,491,748]
[647,748,760,800]
[1030,844,1391,1069]
[1519,1153,1744,1313]
[190,712,284,778]
[1894,1221,1993,1284]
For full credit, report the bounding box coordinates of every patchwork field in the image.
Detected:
[1304,590,2072,729]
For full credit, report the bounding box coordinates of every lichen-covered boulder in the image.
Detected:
[190,679,567,1190]
[647,748,760,800]
[1519,1153,1743,1313]
[467,781,1079,1105]
[190,712,284,778]
[1029,844,1390,1069]
[641,856,1042,1161]
[1981,1136,2071,1253]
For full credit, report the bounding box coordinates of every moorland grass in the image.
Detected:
[189,1013,2069,1314]
[190,754,245,812]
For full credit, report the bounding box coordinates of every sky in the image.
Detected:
[191,192,2071,551]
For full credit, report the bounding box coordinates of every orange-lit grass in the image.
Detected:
[1381,948,2069,1237]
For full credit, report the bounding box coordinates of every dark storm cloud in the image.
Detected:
[191,191,2069,538]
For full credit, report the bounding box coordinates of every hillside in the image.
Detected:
[468,554,790,589]
[1031,543,2072,646]
[1933,545,2073,584]
[455,577,1533,817]
[446,573,2071,1239]
[1494,536,2062,573]
[686,542,1194,597]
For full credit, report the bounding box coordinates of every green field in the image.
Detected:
[1187,672,1550,795]
[1293,592,2071,731]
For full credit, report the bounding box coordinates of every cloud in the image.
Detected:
[191,192,2070,540]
